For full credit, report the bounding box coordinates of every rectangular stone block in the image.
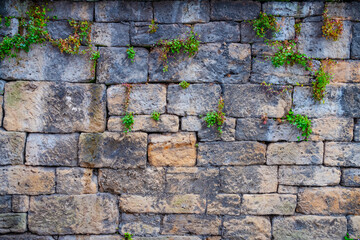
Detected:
[92,23,130,47]
[148,133,196,167]
[99,168,165,195]
[207,194,241,215]
[79,132,147,169]
[355,120,360,141]
[26,134,78,166]
[97,47,148,84]
[278,185,298,194]
[251,43,277,57]
[310,117,353,141]
[46,21,75,40]
[297,187,360,214]
[4,82,106,133]
[0,196,11,213]
[149,43,251,84]
[341,169,360,187]
[47,1,93,21]
[224,84,292,118]
[12,195,29,213]
[107,84,166,115]
[327,2,360,21]
[59,236,120,240]
[162,215,221,235]
[119,194,206,214]
[263,2,324,17]
[57,168,97,194]
[273,216,347,240]
[29,194,119,235]
[223,216,271,239]
[352,23,360,59]
[0,130,25,166]
[220,166,278,193]
[211,1,260,21]
[135,237,200,240]
[198,117,236,142]
[267,142,323,165]
[0,213,26,233]
[325,142,360,167]
[0,44,94,82]
[194,22,240,43]
[120,214,160,236]
[0,166,55,195]
[242,194,297,215]
[0,234,54,240]
[348,216,360,239]
[198,141,266,166]
[324,61,360,83]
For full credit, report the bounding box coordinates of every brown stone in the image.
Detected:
[56,168,97,194]
[12,195,29,213]
[119,214,160,236]
[324,60,360,83]
[242,194,297,215]
[223,216,271,239]
[162,215,221,235]
[0,130,25,166]
[207,194,241,215]
[310,117,353,141]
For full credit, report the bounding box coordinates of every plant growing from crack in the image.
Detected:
[286,109,312,141]
[203,97,226,134]
[250,11,280,39]
[179,80,190,89]
[148,20,158,34]
[121,83,134,133]
[151,111,161,121]
[126,46,135,63]
[322,8,343,41]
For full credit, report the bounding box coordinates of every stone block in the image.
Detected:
[263,2,324,17]
[0,80,5,94]
[251,43,277,57]
[59,236,119,240]
[278,185,298,194]
[198,117,236,142]
[352,23,360,59]
[355,120,360,141]
[194,22,240,43]
[47,1,93,21]
[207,194,241,215]
[242,194,297,215]
[57,168,97,194]
[310,117,353,141]
[211,1,261,21]
[324,60,360,83]
[135,237,200,240]
[120,214,160,236]
[12,195,29,213]
[162,215,221,235]
[348,216,360,239]
[4,82,106,133]
[341,169,360,187]
[327,2,360,21]
[92,23,130,47]
[0,18,18,39]
[46,21,74,40]
[325,142,360,167]
[0,0,30,17]
[79,132,147,169]
[0,234,54,240]
[0,213,26,233]
[223,216,271,239]
[0,196,11,213]
[0,130,25,166]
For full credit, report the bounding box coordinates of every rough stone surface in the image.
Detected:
[242,194,297,215]
[0,234,54,240]
[79,132,147,169]
[92,23,130,47]
[198,117,236,142]
[0,18,18,39]
[352,23,360,59]
[223,216,271,239]
[46,21,74,40]
[327,2,360,21]
[207,194,241,215]
[194,22,240,43]
[0,130,25,166]
[325,142,360,167]
[3,82,106,133]
[148,133,196,167]
[26,134,78,166]
[263,2,324,17]
[0,196,11,213]
[211,1,261,21]
[310,117,354,141]
[325,61,360,83]
[355,120,360,141]
[341,168,360,187]
[348,216,360,239]
[12,196,29,213]
[0,80,5,94]
[120,214,160,236]
[0,213,26,233]
[57,168,97,194]
[47,1,93,21]
[278,185,298,194]
[59,236,119,240]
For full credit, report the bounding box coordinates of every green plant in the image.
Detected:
[127,46,135,63]
[179,80,190,89]
[261,81,291,96]
[148,20,158,34]
[90,50,100,74]
[294,22,302,35]
[270,40,310,69]
[124,233,133,240]
[195,143,199,148]
[286,109,312,141]
[122,112,134,133]
[322,8,343,41]
[203,97,226,134]
[250,11,279,38]
[151,111,161,121]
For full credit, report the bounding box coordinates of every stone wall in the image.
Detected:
[0,0,360,239]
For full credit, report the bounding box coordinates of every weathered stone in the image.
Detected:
[0,0,30,17]
[181,116,203,131]
[26,134,78,166]
[194,22,240,43]
[297,187,360,214]
[348,216,360,239]
[341,169,360,187]
[267,142,323,165]
[0,44,94,82]
[198,117,236,142]
[310,117,353,141]
[224,84,292,118]
[0,196,11,213]
[46,1,93,21]
[0,18,18,39]
[223,216,271,239]
[0,130,25,165]
[0,80,5,94]
[325,142,360,167]
[162,215,221,235]
[0,95,2,126]
[108,115,179,133]
[29,194,118,235]
[59,236,118,240]
[0,234,54,240]
[120,214,160,236]
[327,2,360,21]
[207,194,241,215]
[92,23,130,47]
[198,141,266,166]
[298,21,351,59]
[4,82,106,132]
[0,213,26,233]
[279,166,340,186]
[97,47,148,84]
[95,1,152,22]
[251,43,277,57]
[0,166,55,195]
[79,132,147,169]
[107,84,166,115]
[220,166,278,193]
[355,120,360,141]
[149,43,251,83]
[57,168,97,194]
[278,185,298,194]
[136,237,200,240]
[119,194,206,214]
[46,21,74,40]
[12,195,29,213]
[99,168,165,195]
[242,194,297,215]
[273,216,347,240]
[211,1,261,21]
[165,167,219,194]
[263,2,324,17]
[148,133,196,167]
[324,61,360,83]
[352,23,360,59]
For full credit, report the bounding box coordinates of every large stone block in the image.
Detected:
[4,82,106,133]
[310,117,353,141]
[99,168,165,195]
[162,215,221,235]
[0,130,25,166]
[97,47,148,84]
[149,43,251,83]
[26,134,78,166]
[0,0,30,17]
[211,1,260,21]
[263,2,324,17]
[12,195,29,213]
[92,23,130,47]
[46,1,93,21]
[59,236,119,240]
[120,214,160,236]
[207,194,241,215]
[297,187,360,214]
[135,238,200,240]
[148,133,196,167]
[0,196,11,213]
[324,61,360,83]
[220,166,278,193]
[325,142,360,167]
[194,22,240,43]
[352,23,360,59]
[223,216,271,239]
[242,194,297,215]
[197,117,236,142]
[327,2,360,21]
[0,213,26,233]
[46,21,74,40]
[0,234,54,240]
[57,168,97,194]
[348,216,360,239]
[79,132,147,169]
[342,169,360,187]
[273,216,347,240]
[0,44,94,82]
[29,194,119,235]
[198,141,266,166]
[0,166,55,195]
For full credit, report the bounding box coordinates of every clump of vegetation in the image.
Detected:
[148,20,158,34]
[261,81,291,96]
[294,22,302,36]
[270,40,310,69]
[322,9,343,41]
[286,109,312,141]
[179,80,190,89]
[203,97,226,134]
[312,60,334,102]
[126,46,135,63]
[0,16,13,28]
[124,233,133,240]
[250,11,279,38]
[122,112,134,133]
[151,111,161,121]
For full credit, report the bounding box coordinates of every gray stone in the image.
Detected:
[348,216,360,239]
[79,132,147,169]
[310,117,353,141]
[223,216,271,240]
[3,82,106,133]
[12,195,29,213]
[0,18,18,38]
[224,84,292,118]
[25,134,79,166]
[46,21,74,40]
[99,168,165,195]
[279,166,341,186]
[107,84,166,115]
[211,1,261,21]
[97,47,148,84]
[0,196,11,213]
[120,214,160,236]
[57,168,97,194]
[162,215,221,235]
[0,234,54,240]
[0,0,31,17]
[352,23,360,59]
[298,21,352,59]
[0,80,5,94]
[207,194,241,215]
[220,166,278,193]
[154,1,210,23]
[181,116,203,131]
[263,2,324,17]
[342,169,360,187]
[273,216,347,240]
[29,194,119,235]
[198,141,266,166]
[135,238,200,240]
[92,23,130,47]
[278,185,298,194]
[194,22,240,43]
[198,117,236,142]
[0,213,26,233]
[251,43,277,57]
[167,84,221,116]
[149,43,251,83]
[0,44,94,82]
[0,95,2,126]
[355,120,360,141]
[327,2,360,21]
[325,142,360,167]
[242,194,297,215]
[0,130,25,166]
[46,1,93,21]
